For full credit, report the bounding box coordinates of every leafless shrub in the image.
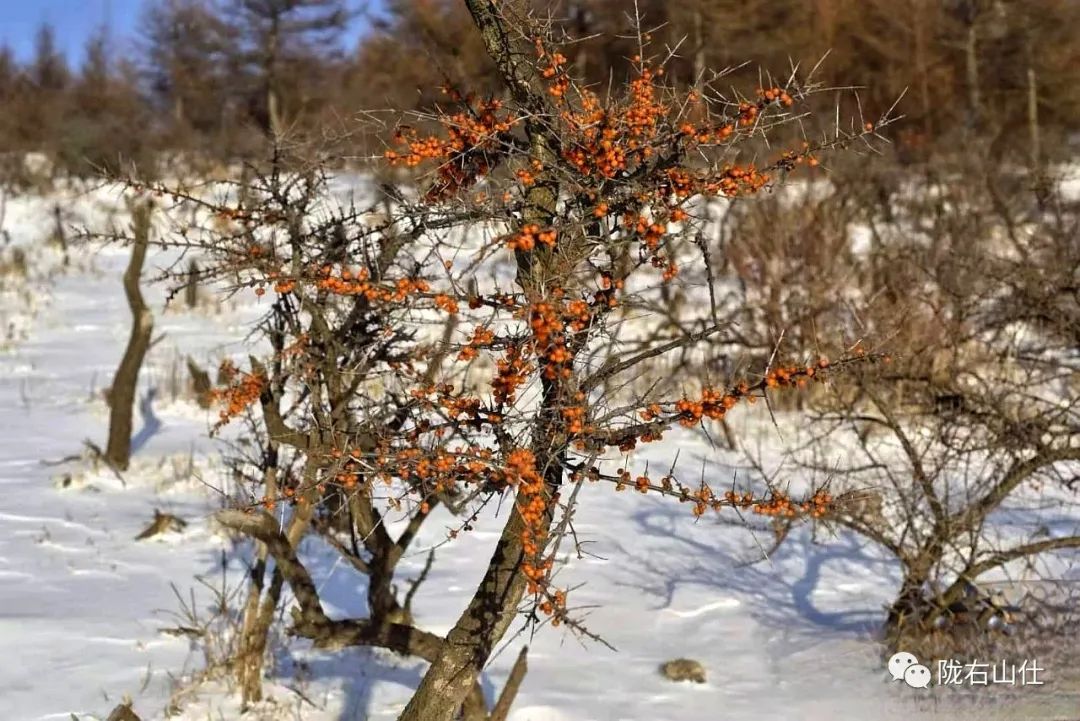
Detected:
[751,152,1080,662]
[102,3,894,719]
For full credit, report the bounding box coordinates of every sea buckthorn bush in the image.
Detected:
[127,2,894,719]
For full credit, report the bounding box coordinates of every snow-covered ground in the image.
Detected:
[1,185,1077,721]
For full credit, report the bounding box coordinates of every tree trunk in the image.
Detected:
[396,496,551,721]
[964,8,982,130]
[692,7,705,96]
[172,94,185,127]
[238,564,284,705]
[51,204,69,266]
[184,259,199,308]
[105,202,153,471]
[884,585,921,648]
[237,454,279,708]
[1022,10,1042,182]
[398,4,564,718]
[1026,65,1040,172]
[401,372,562,720]
[570,2,589,81]
[266,15,283,138]
[489,646,528,721]
[236,441,321,706]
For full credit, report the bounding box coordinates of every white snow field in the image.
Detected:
[0,185,1077,721]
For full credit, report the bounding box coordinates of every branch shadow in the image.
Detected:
[130,386,162,455]
[616,499,899,638]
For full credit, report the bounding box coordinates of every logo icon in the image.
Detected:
[904,663,932,688]
[889,651,932,689]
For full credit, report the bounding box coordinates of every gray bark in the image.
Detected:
[105,202,153,471]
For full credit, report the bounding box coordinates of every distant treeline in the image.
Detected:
[1,0,1078,181]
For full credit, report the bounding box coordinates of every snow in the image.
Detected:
[1,184,1077,721]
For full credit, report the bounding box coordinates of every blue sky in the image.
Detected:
[0,1,374,64]
[0,0,142,61]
